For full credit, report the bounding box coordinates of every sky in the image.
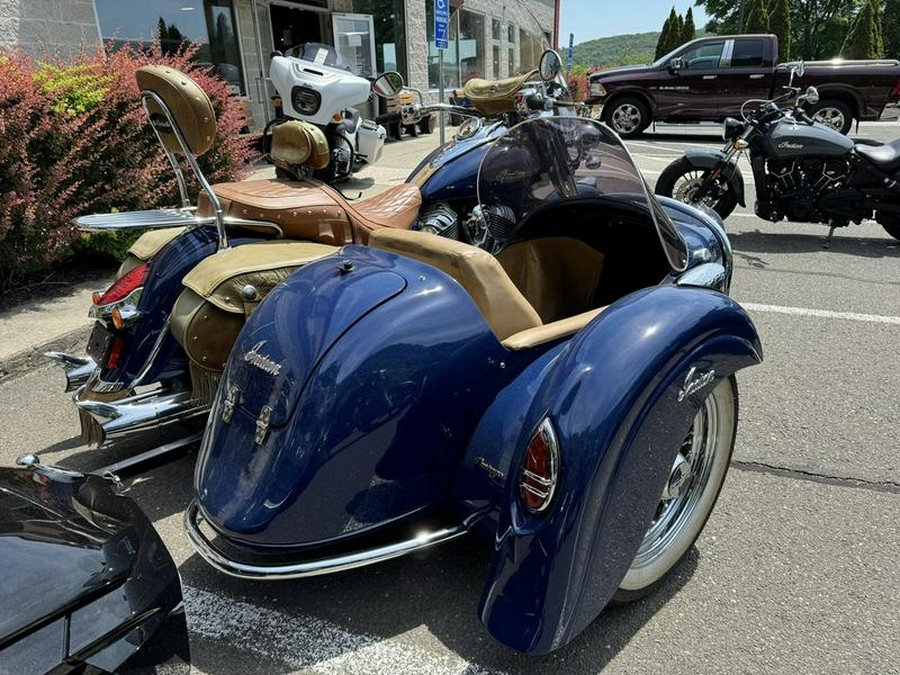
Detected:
[559,0,708,45]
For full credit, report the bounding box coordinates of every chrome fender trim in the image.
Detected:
[184,501,468,580]
[44,352,97,392]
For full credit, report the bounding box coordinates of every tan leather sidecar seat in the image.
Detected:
[369,229,542,340]
[370,229,611,349]
[197,180,422,245]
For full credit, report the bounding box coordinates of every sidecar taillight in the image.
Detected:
[519,418,560,513]
[95,262,149,306]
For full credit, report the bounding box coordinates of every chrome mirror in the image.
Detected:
[803,86,819,105]
[539,50,562,81]
[669,57,683,71]
[372,71,404,98]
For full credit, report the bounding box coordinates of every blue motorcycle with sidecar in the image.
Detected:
[185,116,762,654]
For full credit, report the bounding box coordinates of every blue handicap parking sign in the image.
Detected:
[434,0,449,50]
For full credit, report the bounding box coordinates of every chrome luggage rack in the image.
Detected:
[74,207,215,232]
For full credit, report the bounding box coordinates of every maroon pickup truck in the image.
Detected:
[587,34,900,137]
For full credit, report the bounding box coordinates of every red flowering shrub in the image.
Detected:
[0,42,255,290]
[566,65,589,102]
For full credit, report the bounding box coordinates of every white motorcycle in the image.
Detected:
[269,42,386,182]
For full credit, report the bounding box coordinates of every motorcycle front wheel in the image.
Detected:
[614,375,738,602]
[656,158,738,220]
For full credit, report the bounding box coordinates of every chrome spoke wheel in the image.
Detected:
[618,377,737,593]
[612,104,641,134]
[812,106,845,133]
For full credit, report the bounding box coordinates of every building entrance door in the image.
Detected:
[251,0,329,124]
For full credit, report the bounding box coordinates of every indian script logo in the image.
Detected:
[677,366,716,402]
[244,341,282,376]
[777,141,804,150]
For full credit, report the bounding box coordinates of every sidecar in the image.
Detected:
[186,117,762,654]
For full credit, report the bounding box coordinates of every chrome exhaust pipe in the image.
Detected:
[75,388,208,443]
[45,352,97,392]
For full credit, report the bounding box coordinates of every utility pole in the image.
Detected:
[738,0,748,32]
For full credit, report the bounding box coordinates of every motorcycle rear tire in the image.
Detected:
[656,158,738,220]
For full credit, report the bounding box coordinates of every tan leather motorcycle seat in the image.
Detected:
[135,65,216,157]
[198,179,422,244]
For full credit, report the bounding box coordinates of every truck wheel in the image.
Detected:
[809,100,853,135]
[656,158,737,219]
[602,96,650,138]
[614,375,738,602]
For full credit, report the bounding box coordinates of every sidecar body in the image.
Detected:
[187,117,762,654]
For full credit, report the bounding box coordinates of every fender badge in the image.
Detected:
[475,457,504,482]
[677,366,716,402]
[244,341,282,376]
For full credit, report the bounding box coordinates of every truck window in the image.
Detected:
[730,39,765,68]
[681,42,725,70]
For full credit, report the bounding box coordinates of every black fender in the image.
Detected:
[477,285,761,654]
[681,148,746,207]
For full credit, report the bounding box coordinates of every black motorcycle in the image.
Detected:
[655,75,900,244]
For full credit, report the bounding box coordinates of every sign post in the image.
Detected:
[434,0,449,144]
[567,33,574,72]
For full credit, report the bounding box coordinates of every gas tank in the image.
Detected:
[763,118,854,159]
[408,120,508,202]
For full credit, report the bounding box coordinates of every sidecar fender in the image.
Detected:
[475,285,761,654]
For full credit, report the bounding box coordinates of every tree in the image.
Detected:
[663,8,680,54]
[884,0,900,58]
[696,0,863,60]
[744,0,770,33]
[655,15,672,60]
[671,12,685,50]
[841,0,883,59]
[769,0,792,60]
[682,7,696,44]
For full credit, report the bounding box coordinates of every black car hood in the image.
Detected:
[0,467,137,642]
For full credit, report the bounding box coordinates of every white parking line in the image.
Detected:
[742,303,900,325]
[184,585,507,675]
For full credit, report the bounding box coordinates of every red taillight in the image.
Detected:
[95,263,149,306]
[519,418,560,513]
[891,78,900,98]
[106,336,124,369]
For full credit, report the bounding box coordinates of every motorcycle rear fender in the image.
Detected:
[96,227,263,388]
[475,285,762,654]
[683,148,746,207]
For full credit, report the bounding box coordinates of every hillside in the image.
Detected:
[572,30,707,69]
[572,31,659,69]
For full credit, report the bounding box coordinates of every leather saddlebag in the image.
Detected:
[170,240,337,371]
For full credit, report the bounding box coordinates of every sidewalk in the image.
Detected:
[0,129,448,375]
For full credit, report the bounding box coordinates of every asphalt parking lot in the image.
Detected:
[1,120,898,674]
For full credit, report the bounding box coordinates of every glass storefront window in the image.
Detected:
[95,0,246,95]
[426,5,485,88]
[347,0,407,79]
[519,27,543,73]
[491,19,500,41]
[507,24,515,43]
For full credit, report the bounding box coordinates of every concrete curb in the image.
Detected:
[0,326,92,384]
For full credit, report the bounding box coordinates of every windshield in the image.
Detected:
[285,42,348,70]
[476,116,688,271]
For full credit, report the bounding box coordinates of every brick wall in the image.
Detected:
[0,0,101,59]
